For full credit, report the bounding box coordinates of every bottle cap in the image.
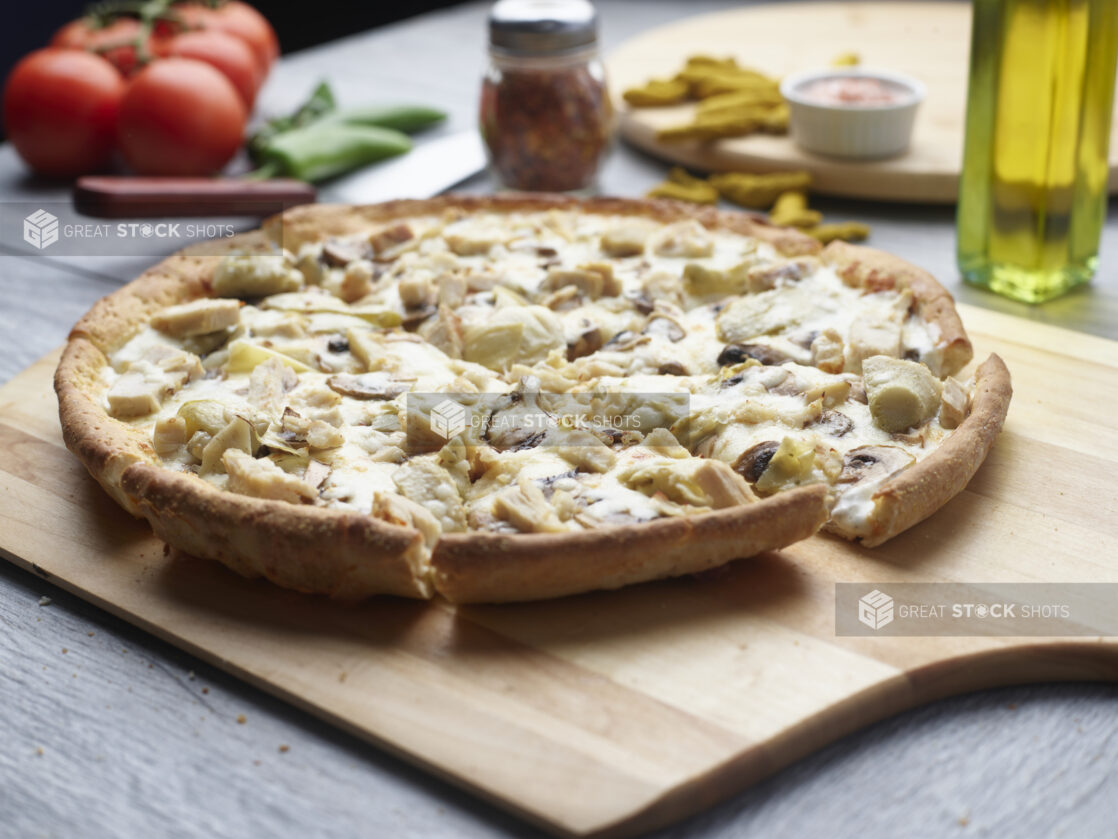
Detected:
[488,0,598,55]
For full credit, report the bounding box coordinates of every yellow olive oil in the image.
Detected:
[957,0,1118,303]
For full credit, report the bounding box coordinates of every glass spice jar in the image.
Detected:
[480,0,613,193]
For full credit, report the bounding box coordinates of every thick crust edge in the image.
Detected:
[119,463,433,599]
[431,484,830,603]
[266,193,822,258]
[858,353,1012,547]
[820,240,973,376]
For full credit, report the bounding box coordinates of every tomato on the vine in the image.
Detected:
[172,2,278,73]
[165,29,262,107]
[50,17,167,76]
[116,57,246,176]
[3,48,125,177]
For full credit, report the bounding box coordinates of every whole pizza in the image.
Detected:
[56,195,1011,602]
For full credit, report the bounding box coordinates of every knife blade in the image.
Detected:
[321,130,488,204]
[72,130,489,218]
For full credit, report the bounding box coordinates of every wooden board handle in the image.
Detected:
[74,176,317,219]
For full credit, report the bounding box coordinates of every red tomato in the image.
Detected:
[165,29,262,107]
[117,58,246,176]
[172,2,278,73]
[49,17,153,76]
[3,48,125,177]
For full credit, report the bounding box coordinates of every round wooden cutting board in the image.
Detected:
[607,1,1118,203]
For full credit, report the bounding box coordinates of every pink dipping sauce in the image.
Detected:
[799,76,905,107]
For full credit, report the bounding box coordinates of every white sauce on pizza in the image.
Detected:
[101,209,974,542]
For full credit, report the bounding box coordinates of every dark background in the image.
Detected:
[1,0,466,135]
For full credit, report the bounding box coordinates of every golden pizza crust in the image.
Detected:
[432,484,828,603]
[55,195,1006,602]
[265,193,821,258]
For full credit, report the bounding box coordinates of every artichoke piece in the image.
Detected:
[393,458,467,533]
[262,293,401,327]
[226,339,314,374]
[200,415,257,476]
[178,399,231,437]
[619,456,755,509]
[683,262,752,296]
[213,254,303,298]
[862,355,943,433]
[753,436,816,494]
[492,476,569,533]
[223,449,317,504]
[462,305,564,371]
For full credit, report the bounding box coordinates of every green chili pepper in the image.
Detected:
[255,123,412,183]
[322,105,446,135]
[247,81,337,163]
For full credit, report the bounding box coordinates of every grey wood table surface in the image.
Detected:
[1,2,1116,837]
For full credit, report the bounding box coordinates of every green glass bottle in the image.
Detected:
[957,0,1118,303]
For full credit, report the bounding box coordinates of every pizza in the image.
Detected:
[55,195,1011,602]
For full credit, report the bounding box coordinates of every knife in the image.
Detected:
[73,130,488,218]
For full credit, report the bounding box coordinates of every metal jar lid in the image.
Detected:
[488,0,598,56]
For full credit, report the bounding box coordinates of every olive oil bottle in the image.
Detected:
[957,0,1118,303]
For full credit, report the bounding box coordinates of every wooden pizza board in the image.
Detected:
[606,1,1118,203]
[3,307,1118,837]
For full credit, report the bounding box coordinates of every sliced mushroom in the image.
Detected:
[326,373,409,400]
[566,324,603,361]
[626,290,655,315]
[837,445,915,485]
[643,317,685,343]
[816,410,854,437]
[603,330,650,352]
[733,440,780,483]
[657,361,689,376]
[401,304,437,329]
[717,342,789,367]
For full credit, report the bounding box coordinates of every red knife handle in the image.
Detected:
[74,176,317,218]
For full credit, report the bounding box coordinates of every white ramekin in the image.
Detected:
[779,69,926,160]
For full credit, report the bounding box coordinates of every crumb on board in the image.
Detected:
[236,714,247,725]
[278,745,289,754]
[87,632,94,637]
[61,648,67,654]
[38,596,52,606]
[202,687,210,695]
[188,670,196,680]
